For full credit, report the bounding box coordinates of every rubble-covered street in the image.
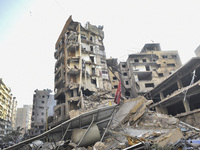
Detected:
[5,92,200,150]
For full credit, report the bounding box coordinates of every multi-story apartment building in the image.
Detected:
[54,16,111,123]
[15,105,32,136]
[0,79,17,140]
[119,43,182,98]
[31,89,55,137]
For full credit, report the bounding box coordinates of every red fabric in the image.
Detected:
[114,80,121,104]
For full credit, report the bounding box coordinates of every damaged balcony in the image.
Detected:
[66,82,79,91]
[67,68,80,75]
[54,87,65,100]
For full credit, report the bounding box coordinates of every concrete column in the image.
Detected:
[177,80,183,89]
[183,98,191,112]
[159,92,164,100]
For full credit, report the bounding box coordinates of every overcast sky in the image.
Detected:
[0,0,199,107]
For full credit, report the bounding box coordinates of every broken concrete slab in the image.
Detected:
[71,124,101,147]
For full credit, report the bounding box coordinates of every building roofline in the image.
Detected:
[55,15,73,49]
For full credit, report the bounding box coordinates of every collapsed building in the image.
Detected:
[118,43,182,98]
[145,56,200,128]
[54,16,111,124]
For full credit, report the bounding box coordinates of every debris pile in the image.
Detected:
[6,95,200,150]
[69,91,115,119]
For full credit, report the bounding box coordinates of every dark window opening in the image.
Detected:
[91,78,97,85]
[122,64,126,68]
[39,125,44,129]
[125,91,130,97]
[123,72,128,76]
[138,73,152,81]
[162,55,168,59]
[113,77,117,80]
[114,85,118,89]
[134,59,139,62]
[145,65,150,71]
[102,70,108,74]
[125,81,129,85]
[167,64,176,67]
[41,112,44,115]
[145,83,154,88]
[90,46,93,52]
[90,37,93,41]
[42,96,45,98]
[171,55,177,58]
[41,101,44,104]
[142,59,146,62]
[90,56,94,63]
[70,90,73,97]
[92,68,95,74]
[158,73,164,77]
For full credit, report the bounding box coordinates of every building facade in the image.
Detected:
[145,57,200,116]
[15,105,32,136]
[119,43,182,98]
[0,79,17,140]
[54,16,111,123]
[31,89,55,137]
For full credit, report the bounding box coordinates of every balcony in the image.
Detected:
[54,88,65,100]
[66,82,79,90]
[55,54,64,69]
[67,68,80,75]
[66,42,79,51]
[53,103,67,123]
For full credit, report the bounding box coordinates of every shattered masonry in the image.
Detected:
[145,57,200,128]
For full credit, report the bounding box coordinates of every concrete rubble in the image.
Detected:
[7,93,200,150]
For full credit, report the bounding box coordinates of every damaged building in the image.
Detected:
[54,16,111,124]
[145,56,200,127]
[106,58,120,95]
[119,43,182,98]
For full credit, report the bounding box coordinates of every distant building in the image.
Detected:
[31,89,55,136]
[15,105,32,136]
[53,16,111,124]
[119,43,182,98]
[0,79,17,140]
[195,45,200,57]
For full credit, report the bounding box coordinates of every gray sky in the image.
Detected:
[0,0,199,107]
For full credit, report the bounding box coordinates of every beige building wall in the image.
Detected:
[53,16,111,124]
